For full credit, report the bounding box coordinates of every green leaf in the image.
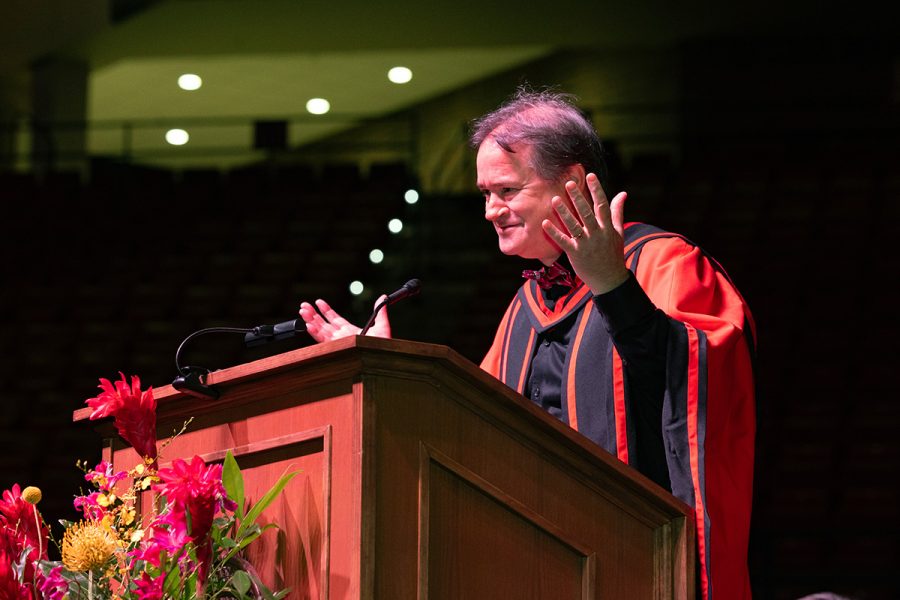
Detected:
[238,470,299,538]
[223,528,261,563]
[185,571,198,599]
[244,569,278,600]
[231,570,252,596]
[162,565,181,597]
[219,536,237,548]
[223,450,245,519]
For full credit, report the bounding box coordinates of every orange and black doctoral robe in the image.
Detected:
[481,223,756,600]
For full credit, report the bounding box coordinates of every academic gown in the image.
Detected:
[480,222,757,600]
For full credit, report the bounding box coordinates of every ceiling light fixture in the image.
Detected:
[165,129,190,145]
[306,98,331,115]
[177,74,202,91]
[388,66,413,84]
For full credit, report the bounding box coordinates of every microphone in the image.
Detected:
[360,279,421,336]
[243,318,306,347]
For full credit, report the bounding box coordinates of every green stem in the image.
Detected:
[30,505,42,593]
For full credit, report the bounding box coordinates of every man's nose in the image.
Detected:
[484,194,509,221]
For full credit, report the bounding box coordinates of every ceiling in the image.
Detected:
[1,0,884,168]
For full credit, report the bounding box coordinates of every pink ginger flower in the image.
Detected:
[129,523,191,568]
[133,571,164,600]
[152,456,236,582]
[85,373,158,465]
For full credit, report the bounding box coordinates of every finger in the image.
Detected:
[299,305,329,342]
[551,196,586,239]
[306,321,327,343]
[564,180,598,230]
[315,299,352,328]
[609,191,627,236]
[542,218,577,251]
[299,302,326,329]
[586,173,612,229]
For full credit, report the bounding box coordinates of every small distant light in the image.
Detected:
[369,249,384,264]
[306,98,331,115]
[388,219,403,234]
[349,280,364,295]
[404,189,419,204]
[388,66,413,84]
[178,74,202,91]
[165,129,189,146]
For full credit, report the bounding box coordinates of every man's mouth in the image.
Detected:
[496,222,521,232]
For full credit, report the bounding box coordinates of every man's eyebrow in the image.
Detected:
[478,178,521,189]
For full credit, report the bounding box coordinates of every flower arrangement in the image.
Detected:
[0,373,296,599]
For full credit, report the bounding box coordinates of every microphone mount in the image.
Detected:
[172,320,306,400]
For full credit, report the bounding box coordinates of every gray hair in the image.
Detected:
[469,86,608,188]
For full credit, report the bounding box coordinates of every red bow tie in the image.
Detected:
[522,262,576,289]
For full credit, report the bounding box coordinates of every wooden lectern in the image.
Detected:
[74,336,694,599]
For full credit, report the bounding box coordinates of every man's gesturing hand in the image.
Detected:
[298,297,392,343]
[541,172,630,295]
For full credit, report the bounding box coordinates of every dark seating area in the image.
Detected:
[1,138,898,597]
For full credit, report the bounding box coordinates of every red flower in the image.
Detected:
[133,571,164,600]
[153,456,235,582]
[85,373,158,464]
[0,548,32,600]
[0,484,49,587]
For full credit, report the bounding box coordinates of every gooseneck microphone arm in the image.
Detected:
[174,326,255,378]
[360,278,422,336]
[172,326,256,400]
[172,319,307,400]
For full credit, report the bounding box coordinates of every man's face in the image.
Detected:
[476,138,568,264]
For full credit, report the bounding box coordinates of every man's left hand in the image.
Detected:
[541,172,630,295]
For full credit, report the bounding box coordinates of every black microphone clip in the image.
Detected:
[172,366,220,400]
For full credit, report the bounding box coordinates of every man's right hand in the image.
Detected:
[298,297,392,343]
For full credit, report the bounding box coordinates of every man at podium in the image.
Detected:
[298,87,756,600]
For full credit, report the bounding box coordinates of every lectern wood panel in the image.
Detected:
[367,374,664,599]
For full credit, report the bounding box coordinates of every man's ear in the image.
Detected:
[563,164,588,193]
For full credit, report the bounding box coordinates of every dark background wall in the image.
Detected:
[1,4,898,598]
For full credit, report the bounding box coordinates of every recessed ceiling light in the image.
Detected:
[404,189,419,204]
[306,98,331,115]
[388,66,413,84]
[369,249,384,264]
[349,280,364,295]
[177,74,202,91]
[165,129,189,145]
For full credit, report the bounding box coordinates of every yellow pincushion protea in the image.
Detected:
[62,521,117,572]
